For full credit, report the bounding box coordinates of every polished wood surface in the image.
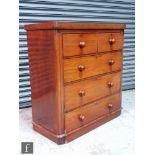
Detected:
[66,110,121,142]
[26,30,64,136]
[64,51,122,83]
[25,22,126,30]
[65,93,121,132]
[65,72,121,111]
[63,33,97,56]
[98,32,124,52]
[63,32,123,56]
[25,22,125,144]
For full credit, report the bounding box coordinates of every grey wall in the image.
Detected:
[19,0,135,108]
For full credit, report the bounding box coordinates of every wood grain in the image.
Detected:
[65,93,121,132]
[98,32,124,52]
[66,109,121,142]
[27,30,64,135]
[25,22,126,30]
[25,22,125,144]
[64,51,122,83]
[63,33,97,56]
[65,71,121,111]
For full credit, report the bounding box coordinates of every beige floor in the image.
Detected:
[19,90,134,155]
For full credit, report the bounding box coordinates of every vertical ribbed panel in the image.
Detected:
[19,0,135,108]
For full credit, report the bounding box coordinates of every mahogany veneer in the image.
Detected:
[25,22,125,144]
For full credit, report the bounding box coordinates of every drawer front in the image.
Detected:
[65,93,121,132]
[98,32,124,52]
[65,72,121,111]
[63,33,97,56]
[64,51,122,83]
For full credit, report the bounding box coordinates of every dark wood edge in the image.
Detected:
[54,30,65,135]
[33,122,66,145]
[63,50,123,59]
[58,32,65,134]
[24,22,126,31]
[65,109,121,143]
[59,29,123,34]
[119,29,124,107]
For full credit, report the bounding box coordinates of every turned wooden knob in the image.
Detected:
[78,65,85,72]
[108,59,115,65]
[107,82,114,88]
[107,103,113,109]
[109,38,115,44]
[79,90,86,97]
[79,114,85,122]
[79,41,86,48]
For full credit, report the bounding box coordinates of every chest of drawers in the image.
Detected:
[25,22,126,144]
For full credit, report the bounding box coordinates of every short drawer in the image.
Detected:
[63,33,97,56]
[65,72,121,111]
[98,32,124,52]
[64,51,122,83]
[65,93,121,132]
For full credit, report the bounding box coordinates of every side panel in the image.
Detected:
[27,30,63,134]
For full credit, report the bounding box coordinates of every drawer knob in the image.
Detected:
[107,103,113,109]
[109,38,115,44]
[107,82,114,88]
[79,90,86,97]
[79,114,85,122]
[108,59,115,65]
[78,65,85,72]
[79,41,86,48]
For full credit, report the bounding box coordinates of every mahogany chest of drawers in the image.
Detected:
[25,22,126,144]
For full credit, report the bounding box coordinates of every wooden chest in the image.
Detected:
[25,22,126,144]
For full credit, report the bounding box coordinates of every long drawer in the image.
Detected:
[65,93,121,132]
[64,51,122,83]
[65,71,121,111]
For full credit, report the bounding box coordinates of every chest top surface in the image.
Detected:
[24,22,126,31]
